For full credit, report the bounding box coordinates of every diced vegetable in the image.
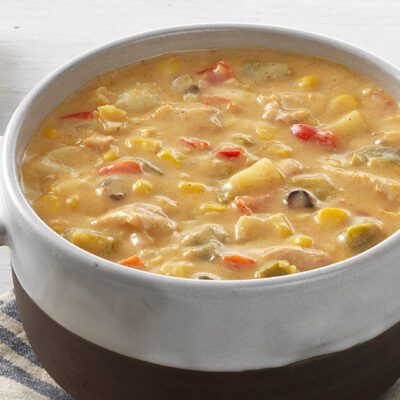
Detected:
[119,255,144,268]
[183,241,221,261]
[159,261,194,278]
[288,234,313,248]
[179,182,206,193]
[291,124,338,147]
[268,143,293,157]
[255,260,298,278]
[221,254,256,268]
[287,190,315,209]
[98,160,143,175]
[329,94,360,114]
[255,122,277,140]
[325,110,367,137]
[269,214,294,237]
[228,158,283,196]
[132,179,153,194]
[97,105,127,122]
[181,224,227,246]
[342,222,380,249]
[116,84,159,112]
[231,133,255,146]
[34,194,61,216]
[354,146,400,165]
[62,111,94,120]
[127,138,161,152]
[298,75,318,90]
[179,137,210,150]
[233,196,253,215]
[157,149,182,165]
[198,60,235,85]
[291,174,338,200]
[215,146,242,159]
[244,61,291,80]
[235,215,273,241]
[315,208,349,227]
[102,146,119,161]
[63,229,115,256]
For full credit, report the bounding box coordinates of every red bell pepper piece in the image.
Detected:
[291,124,338,147]
[98,160,143,175]
[203,96,240,111]
[62,111,94,120]
[119,255,144,268]
[179,137,210,150]
[215,146,242,159]
[233,197,253,215]
[221,254,256,268]
[198,60,235,85]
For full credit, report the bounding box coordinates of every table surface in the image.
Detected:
[1,0,400,293]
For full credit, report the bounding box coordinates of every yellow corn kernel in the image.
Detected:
[102,146,119,161]
[159,261,194,278]
[298,75,318,90]
[330,94,360,114]
[289,234,314,248]
[255,122,277,140]
[127,137,161,152]
[269,143,293,157]
[269,214,294,238]
[315,208,349,227]
[200,202,227,213]
[97,105,126,122]
[255,260,298,278]
[42,128,61,138]
[50,178,82,196]
[132,179,153,194]
[157,149,181,165]
[157,57,182,77]
[34,194,61,216]
[179,182,206,193]
[66,195,79,208]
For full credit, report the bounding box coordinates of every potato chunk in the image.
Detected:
[228,158,283,196]
[63,229,115,256]
[325,110,367,137]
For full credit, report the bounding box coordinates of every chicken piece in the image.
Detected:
[257,94,313,124]
[150,104,222,135]
[92,203,177,236]
[82,134,114,151]
[324,166,400,202]
[262,246,331,271]
[277,158,304,177]
[181,224,227,246]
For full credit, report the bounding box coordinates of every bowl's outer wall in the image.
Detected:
[2,25,400,371]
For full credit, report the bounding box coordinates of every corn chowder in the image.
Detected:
[21,49,400,280]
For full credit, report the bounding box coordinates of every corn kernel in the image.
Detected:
[127,137,161,152]
[200,202,227,213]
[97,105,126,122]
[34,194,61,216]
[269,214,294,237]
[289,234,314,248]
[42,128,61,138]
[94,86,114,106]
[269,143,293,157]
[179,182,206,193]
[102,146,119,161]
[66,195,79,208]
[132,179,153,194]
[315,208,349,227]
[157,57,182,77]
[298,75,318,90]
[157,149,181,165]
[50,178,82,195]
[330,94,360,114]
[255,122,277,140]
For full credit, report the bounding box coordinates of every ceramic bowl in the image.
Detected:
[2,24,400,400]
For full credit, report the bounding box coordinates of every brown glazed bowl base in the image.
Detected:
[13,269,400,400]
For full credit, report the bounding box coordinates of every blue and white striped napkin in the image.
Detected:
[0,289,399,399]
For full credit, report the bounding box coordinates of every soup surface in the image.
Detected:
[21,48,400,280]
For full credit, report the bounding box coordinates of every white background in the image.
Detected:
[0,0,399,292]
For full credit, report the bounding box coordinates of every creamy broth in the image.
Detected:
[21,48,400,280]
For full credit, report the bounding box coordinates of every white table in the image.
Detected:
[0,0,399,293]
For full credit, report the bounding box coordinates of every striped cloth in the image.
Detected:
[0,290,399,400]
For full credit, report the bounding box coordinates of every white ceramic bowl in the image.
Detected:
[2,24,400,399]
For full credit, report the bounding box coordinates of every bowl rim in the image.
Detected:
[3,23,400,290]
